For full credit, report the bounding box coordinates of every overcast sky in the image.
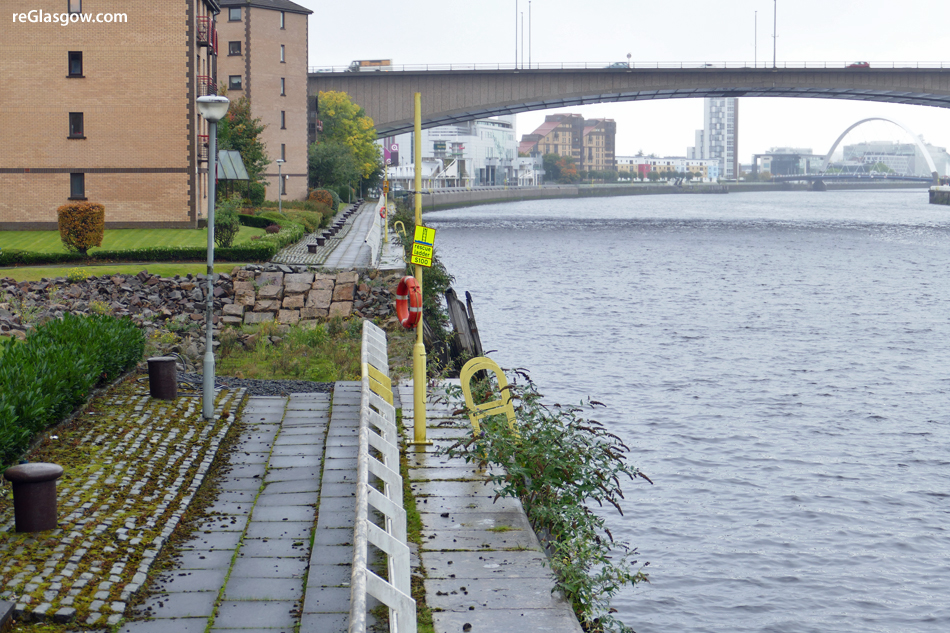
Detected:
[299,0,950,162]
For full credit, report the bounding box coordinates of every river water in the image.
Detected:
[427,189,950,633]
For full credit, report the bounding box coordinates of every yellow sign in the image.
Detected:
[411,243,433,267]
[383,183,389,194]
[414,226,436,246]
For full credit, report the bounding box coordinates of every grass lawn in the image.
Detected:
[0,262,251,283]
[0,226,265,254]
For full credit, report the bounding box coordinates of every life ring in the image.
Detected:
[380,206,386,218]
[395,276,422,329]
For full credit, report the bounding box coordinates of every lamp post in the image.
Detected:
[276,159,285,214]
[196,94,230,420]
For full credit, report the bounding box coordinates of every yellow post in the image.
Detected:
[383,169,389,244]
[412,91,430,445]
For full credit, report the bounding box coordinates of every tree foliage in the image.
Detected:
[316,91,382,182]
[308,140,359,189]
[216,94,270,186]
[57,202,105,256]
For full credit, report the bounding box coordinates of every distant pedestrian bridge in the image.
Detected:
[308,61,950,137]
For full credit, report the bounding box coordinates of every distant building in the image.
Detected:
[753,147,824,177]
[687,98,739,180]
[380,116,521,187]
[519,114,617,172]
[616,156,718,182]
[218,0,312,201]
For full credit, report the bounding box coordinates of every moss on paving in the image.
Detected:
[0,373,245,630]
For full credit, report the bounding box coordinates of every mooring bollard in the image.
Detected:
[147,356,178,400]
[3,463,64,532]
[316,236,326,246]
[307,243,318,254]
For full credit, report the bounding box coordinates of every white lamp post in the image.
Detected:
[276,159,285,214]
[196,94,230,420]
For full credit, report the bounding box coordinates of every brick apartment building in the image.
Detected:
[518,114,617,172]
[0,0,225,229]
[217,0,312,202]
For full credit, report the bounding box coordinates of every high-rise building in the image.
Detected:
[217,0,312,201]
[687,98,739,180]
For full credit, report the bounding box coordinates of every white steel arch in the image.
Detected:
[821,117,938,177]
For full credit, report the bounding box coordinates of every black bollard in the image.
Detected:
[4,463,65,532]
[147,356,178,400]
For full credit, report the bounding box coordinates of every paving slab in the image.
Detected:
[432,607,584,633]
[223,577,303,601]
[133,591,218,618]
[214,601,298,629]
[230,556,308,579]
[424,551,553,579]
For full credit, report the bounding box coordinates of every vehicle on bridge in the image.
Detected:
[846,61,870,68]
[348,59,392,72]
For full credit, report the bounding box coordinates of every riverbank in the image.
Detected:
[418,181,929,212]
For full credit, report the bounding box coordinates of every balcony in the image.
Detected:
[197,17,211,47]
[197,76,216,96]
[198,135,209,162]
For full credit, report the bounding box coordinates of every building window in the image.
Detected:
[229,75,243,91]
[281,143,286,161]
[68,0,81,14]
[280,45,285,63]
[70,173,85,199]
[68,112,84,138]
[67,51,83,77]
[280,175,286,195]
[280,110,286,129]
[229,7,241,21]
[280,11,285,29]
[280,78,285,95]
[228,41,241,56]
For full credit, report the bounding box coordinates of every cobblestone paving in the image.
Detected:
[271,206,361,267]
[0,385,245,627]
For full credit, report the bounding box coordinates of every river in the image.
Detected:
[427,189,950,633]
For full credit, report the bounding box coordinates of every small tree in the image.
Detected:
[214,195,241,248]
[57,202,105,256]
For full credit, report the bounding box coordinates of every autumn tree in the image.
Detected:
[314,91,383,187]
[216,94,270,187]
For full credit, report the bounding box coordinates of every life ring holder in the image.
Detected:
[395,276,422,329]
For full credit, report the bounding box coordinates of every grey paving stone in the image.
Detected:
[180,531,243,551]
[203,501,254,516]
[230,556,308,579]
[312,528,351,547]
[263,467,320,483]
[218,476,264,492]
[271,444,323,456]
[306,564,351,588]
[224,577,302,601]
[119,617,209,633]
[224,463,267,478]
[133,590,218,618]
[319,469,358,484]
[214,490,257,504]
[233,451,270,464]
[152,568,228,593]
[251,505,315,523]
[246,521,312,540]
[424,551,553,579]
[408,466,503,481]
[172,549,235,570]
[255,491,319,506]
[308,545,351,566]
[419,509,532,532]
[299,612,347,633]
[233,440,273,452]
[193,517,246,532]
[410,480,496,498]
[432,607,584,632]
[301,585,351,614]
[314,496,355,513]
[277,426,328,436]
[319,483,357,498]
[315,509,354,530]
[239,538,310,558]
[416,494,523,514]
[419,529,541,552]
[213,600,297,628]
[425,577,570,611]
[269,455,323,469]
[261,479,320,494]
[321,457,357,472]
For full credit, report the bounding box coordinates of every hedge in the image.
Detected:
[0,314,145,466]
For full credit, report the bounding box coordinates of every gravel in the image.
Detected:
[177,372,334,396]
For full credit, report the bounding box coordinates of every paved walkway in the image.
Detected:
[272,202,406,272]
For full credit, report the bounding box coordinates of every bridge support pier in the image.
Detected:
[811,179,827,192]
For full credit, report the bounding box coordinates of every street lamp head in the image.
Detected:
[197,95,230,122]
[276,159,286,164]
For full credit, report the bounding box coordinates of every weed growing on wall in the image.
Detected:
[445,371,652,633]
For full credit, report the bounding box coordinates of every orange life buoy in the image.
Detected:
[395,276,422,329]
[380,206,386,218]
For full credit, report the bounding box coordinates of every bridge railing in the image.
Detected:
[311,61,950,74]
[349,320,416,633]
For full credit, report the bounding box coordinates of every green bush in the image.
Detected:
[57,202,105,256]
[283,210,322,232]
[328,189,342,211]
[214,196,242,248]
[0,314,145,466]
[247,182,266,206]
[238,214,272,229]
[336,185,353,204]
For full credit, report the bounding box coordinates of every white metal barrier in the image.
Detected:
[364,199,384,267]
[349,321,416,633]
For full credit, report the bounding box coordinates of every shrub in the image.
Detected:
[336,184,353,204]
[308,189,334,210]
[57,202,105,256]
[247,181,266,206]
[328,189,342,211]
[214,195,242,248]
[283,210,322,232]
[0,314,144,466]
[66,268,88,283]
[238,214,273,229]
[265,224,281,234]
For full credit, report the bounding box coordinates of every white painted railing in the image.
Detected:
[364,199,384,268]
[349,321,416,633]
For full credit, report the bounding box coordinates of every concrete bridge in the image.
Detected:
[308,62,950,137]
